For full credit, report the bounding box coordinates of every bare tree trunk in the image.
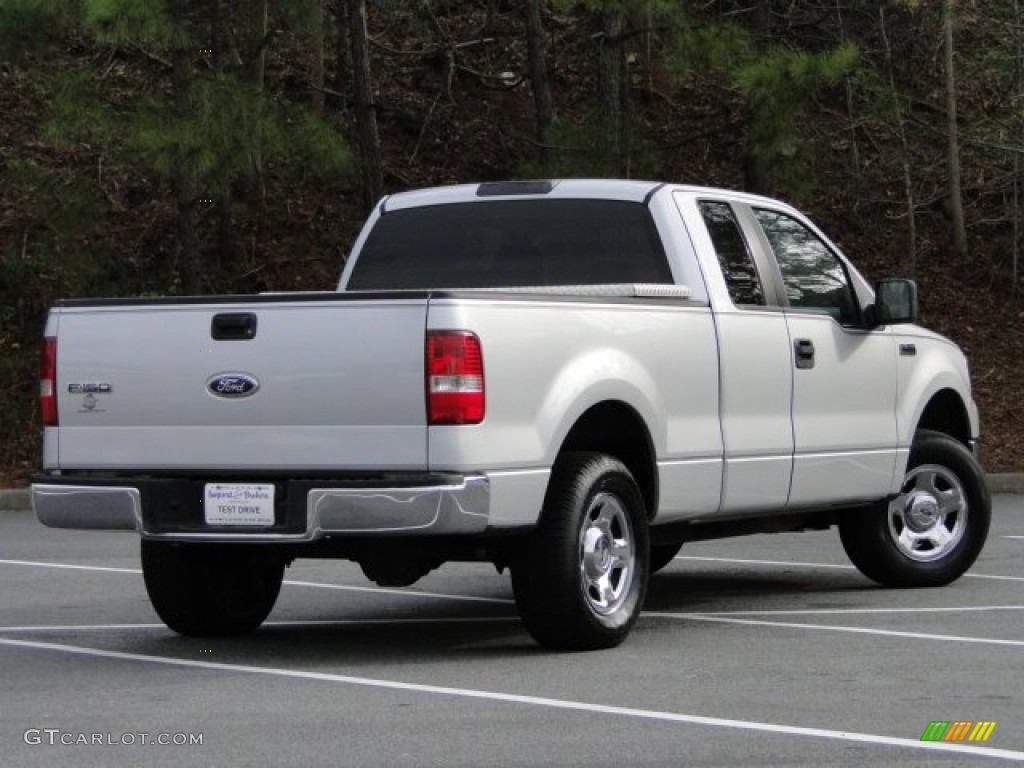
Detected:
[1015,0,1022,294]
[836,0,861,199]
[210,0,225,66]
[249,0,268,90]
[880,6,916,275]
[743,1,773,193]
[312,0,325,114]
[211,0,234,278]
[233,0,268,205]
[596,10,624,175]
[525,0,554,173]
[943,0,967,258]
[752,0,771,41]
[1013,150,1020,295]
[170,20,200,294]
[348,0,384,207]
[618,18,631,178]
[335,0,352,109]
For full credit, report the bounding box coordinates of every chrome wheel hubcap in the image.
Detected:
[579,492,635,616]
[888,464,968,562]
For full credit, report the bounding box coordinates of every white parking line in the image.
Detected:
[282,579,514,604]
[676,555,1024,582]
[0,623,165,632]
[1004,536,1024,540]
[1,606,1018,638]
[650,612,1024,647]
[679,555,853,569]
[0,558,141,574]
[691,605,1024,617]
[969,573,1024,582]
[7,554,1021,591]
[263,616,519,627]
[1,636,1021,762]
[0,617,520,633]
[0,559,513,604]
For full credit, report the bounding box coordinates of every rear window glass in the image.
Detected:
[347,200,673,290]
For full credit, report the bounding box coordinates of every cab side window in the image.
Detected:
[754,209,858,325]
[699,201,766,307]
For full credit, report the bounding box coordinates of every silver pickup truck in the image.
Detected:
[32,180,991,650]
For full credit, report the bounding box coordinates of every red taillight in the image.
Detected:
[40,336,58,427]
[426,331,484,425]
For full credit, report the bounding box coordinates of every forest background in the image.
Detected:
[1,0,1022,485]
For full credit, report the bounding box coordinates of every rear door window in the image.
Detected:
[698,201,766,307]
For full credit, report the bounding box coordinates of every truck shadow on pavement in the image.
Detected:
[106,567,879,663]
[644,568,875,612]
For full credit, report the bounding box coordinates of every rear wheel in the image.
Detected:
[512,452,649,651]
[839,430,990,587]
[142,541,284,636]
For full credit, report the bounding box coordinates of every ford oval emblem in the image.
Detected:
[207,373,260,399]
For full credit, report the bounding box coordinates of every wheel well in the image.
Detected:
[917,389,971,446]
[558,401,658,517]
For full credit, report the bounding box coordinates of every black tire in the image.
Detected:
[511,452,649,651]
[142,541,285,636]
[649,543,683,574]
[839,430,990,587]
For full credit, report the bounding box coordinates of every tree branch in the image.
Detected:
[131,43,172,70]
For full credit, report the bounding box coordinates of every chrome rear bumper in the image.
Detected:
[32,475,490,542]
[33,484,142,531]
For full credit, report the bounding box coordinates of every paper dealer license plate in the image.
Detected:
[204,483,275,526]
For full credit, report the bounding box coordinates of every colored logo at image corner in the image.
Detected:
[921,720,997,743]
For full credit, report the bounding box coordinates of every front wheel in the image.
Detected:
[142,541,285,636]
[839,430,990,587]
[511,452,649,651]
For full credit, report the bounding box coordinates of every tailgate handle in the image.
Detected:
[211,312,258,341]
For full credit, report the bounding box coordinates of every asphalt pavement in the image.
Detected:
[1,496,1022,767]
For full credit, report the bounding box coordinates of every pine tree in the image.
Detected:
[667,8,859,197]
[37,0,352,292]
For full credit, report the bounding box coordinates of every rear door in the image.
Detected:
[53,294,430,471]
[678,194,794,514]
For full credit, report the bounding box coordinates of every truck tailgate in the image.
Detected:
[50,295,429,471]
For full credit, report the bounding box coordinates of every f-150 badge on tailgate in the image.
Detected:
[68,382,112,394]
[207,373,260,398]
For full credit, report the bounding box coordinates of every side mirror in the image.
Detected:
[870,279,918,327]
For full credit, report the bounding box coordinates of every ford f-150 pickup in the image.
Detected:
[32,179,991,650]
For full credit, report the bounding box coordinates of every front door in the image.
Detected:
[749,207,898,508]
